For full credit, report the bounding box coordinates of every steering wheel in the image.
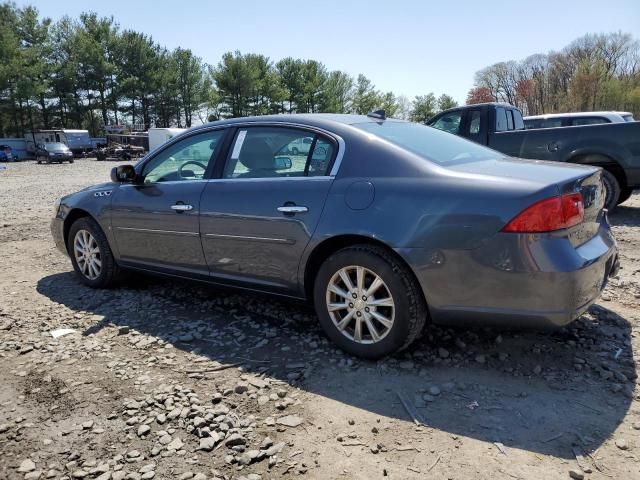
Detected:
[178,161,207,179]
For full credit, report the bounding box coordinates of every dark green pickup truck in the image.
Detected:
[427,102,640,210]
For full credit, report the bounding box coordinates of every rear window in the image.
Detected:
[524,118,563,129]
[354,121,502,165]
[571,117,609,126]
[622,114,635,122]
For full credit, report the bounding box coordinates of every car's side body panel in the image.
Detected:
[110,181,209,275]
[200,177,333,292]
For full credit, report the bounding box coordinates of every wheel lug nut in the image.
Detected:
[362,296,367,301]
[365,307,370,312]
[356,311,362,317]
[349,303,353,308]
[352,293,357,299]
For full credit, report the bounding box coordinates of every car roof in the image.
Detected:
[434,102,517,117]
[186,113,407,135]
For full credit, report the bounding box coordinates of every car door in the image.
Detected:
[110,128,227,275]
[200,125,338,292]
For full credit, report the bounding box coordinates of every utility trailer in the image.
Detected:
[95,133,148,161]
[25,129,92,156]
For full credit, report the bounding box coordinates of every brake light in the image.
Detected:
[502,192,584,233]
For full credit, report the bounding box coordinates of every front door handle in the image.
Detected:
[171,204,193,212]
[277,205,308,214]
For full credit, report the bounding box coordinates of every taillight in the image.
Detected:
[502,192,584,233]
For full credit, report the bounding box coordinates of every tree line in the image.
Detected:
[0,2,458,137]
[467,32,640,116]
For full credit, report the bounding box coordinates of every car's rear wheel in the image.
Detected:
[313,245,427,358]
[68,217,121,288]
[601,169,621,211]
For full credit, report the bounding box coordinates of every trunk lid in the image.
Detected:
[448,157,605,245]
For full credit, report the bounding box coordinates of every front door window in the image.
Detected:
[142,130,225,183]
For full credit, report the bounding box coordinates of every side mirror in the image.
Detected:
[274,156,292,170]
[111,164,137,183]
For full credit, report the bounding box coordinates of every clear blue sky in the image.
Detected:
[16,0,640,103]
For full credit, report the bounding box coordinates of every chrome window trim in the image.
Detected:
[119,179,209,187]
[204,176,332,184]
[136,121,346,181]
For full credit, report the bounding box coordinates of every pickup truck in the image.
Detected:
[427,102,640,210]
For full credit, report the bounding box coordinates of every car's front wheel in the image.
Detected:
[68,217,121,288]
[313,245,427,358]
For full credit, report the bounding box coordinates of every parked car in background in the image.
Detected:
[287,136,314,155]
[427,103,640,210]
[26,129,92,156]
[51,113,618,358]
[36,143,75,164]
[0,144,14,162]
[524,111,635,129]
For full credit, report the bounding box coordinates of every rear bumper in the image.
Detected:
[398,222,618,328]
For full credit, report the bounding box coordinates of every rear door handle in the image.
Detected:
[171,204,193,212]
[277,205,308,214]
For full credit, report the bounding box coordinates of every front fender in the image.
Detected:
[56,184,118,255]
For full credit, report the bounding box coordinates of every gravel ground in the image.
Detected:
[1,158,639,480]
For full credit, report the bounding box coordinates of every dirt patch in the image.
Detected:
[0,159,638,480]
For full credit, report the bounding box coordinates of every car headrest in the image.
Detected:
[239,137,274,171]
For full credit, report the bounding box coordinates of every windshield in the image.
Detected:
[45,143,69,152]
[354,121,502,165]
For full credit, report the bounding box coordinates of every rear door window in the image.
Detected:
[495,107,508,132]
[430,111,463,134]
[223,127,335,179]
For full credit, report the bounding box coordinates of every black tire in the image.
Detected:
[313,244,427,358]
[69,159,74,164]
[601,169,621,211]
[617,187,634,205]
[68,217,122,288]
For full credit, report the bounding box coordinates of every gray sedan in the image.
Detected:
[51,113,619,358]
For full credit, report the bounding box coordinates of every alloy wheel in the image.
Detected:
[73,229,102,280]
[325,265,395,344]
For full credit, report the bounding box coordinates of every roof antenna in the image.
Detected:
[367,109,386,120]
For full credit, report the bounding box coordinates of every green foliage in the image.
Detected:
[437,94,457,111]
[410,94,437,123]
[0,2,462,136]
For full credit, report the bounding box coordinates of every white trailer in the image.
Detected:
[148,128,186,152]
[25,129,93,155]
